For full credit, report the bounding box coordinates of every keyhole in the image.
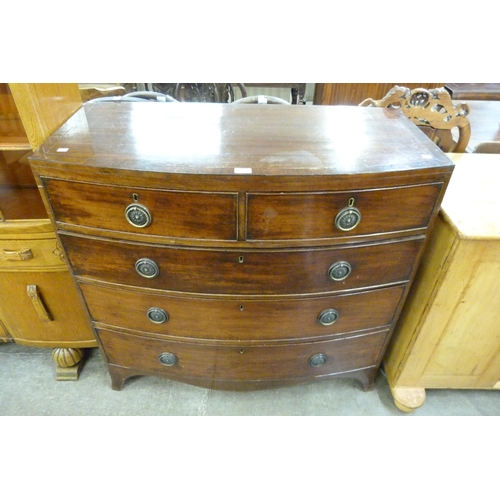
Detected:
[239,348,245,354]
[133,193,139,201]
[239,305,244,311]
[238,256,244,264]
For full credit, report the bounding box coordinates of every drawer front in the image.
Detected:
[0,237,66,271]
[97,328,388,382]
[0,271,96,346]
[43,179,238,240]
[247,183,442,240]
[81,282,404,341]
[63,234,423,294]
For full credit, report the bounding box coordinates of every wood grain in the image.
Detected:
[81,281,405,341]
[0,270,96,347]
[8,83,82,150]
[98,327,388,385]
[63,234,423,295]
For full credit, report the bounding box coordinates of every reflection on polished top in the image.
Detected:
[31,102,453,176]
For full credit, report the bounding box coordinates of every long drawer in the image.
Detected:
[62,234,423,295]
[246,183,442,240]
[43,179,238,240]
[81,282,405,341]
[97,328,388,383]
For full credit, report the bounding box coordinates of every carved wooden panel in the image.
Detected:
[313,83,444,105]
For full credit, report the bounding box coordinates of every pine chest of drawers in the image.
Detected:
[29,102,454,391]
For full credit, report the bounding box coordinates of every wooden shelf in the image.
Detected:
[0,139,31,151]
[0,84,30,149]
[0,118,31,149]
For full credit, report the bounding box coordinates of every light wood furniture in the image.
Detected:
[0,83,97,380]
[79,84,126,102]
[384,153,500,412]
[359,86,471,153]
[30,102,454,391]
[0,317,12,341]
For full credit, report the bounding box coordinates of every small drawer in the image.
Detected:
[0,237,66,271]
[80,282,405,341]
[97,328,388,383]
[246,183,442,240]
[63,234,423,295]
[43,179,238,241]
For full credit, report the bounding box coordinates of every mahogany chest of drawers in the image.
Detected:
[29,102,454,391]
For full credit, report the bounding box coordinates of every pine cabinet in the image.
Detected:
[0,83,96,380]
[384,153,500,411]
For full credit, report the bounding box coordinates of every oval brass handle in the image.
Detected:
[335,199,361,231]
[27,285,53,322]
[125,203,152,228]
[135,258,160,278]
[158,352,178,366]
[309,353,328,367]
[317,308,339,326]
[1,248,33,261]
[147,307,169,324]
[328,261,352,281]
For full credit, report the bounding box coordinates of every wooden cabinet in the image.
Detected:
[384,153,500,411]
[29,102,454,391]
[0,83,96,380]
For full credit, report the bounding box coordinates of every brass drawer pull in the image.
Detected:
[335,198,361,231]
[135,258,160,278]
[1,248,34,261]
[317,308,339,326]
[328,261,352,281]
[159,352,178,366]
[147,307,169,324]
[27,285,53,321]
[309,353,328,367]
[125,203,152,228]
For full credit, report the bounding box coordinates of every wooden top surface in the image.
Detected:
[443,153,500,239]
[453,100,500,152]
[446,83,500,100]
[30,102,452,177]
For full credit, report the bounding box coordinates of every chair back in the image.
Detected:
[359,86,471,153]
[233,95,290,105]
[86,91,178,103]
